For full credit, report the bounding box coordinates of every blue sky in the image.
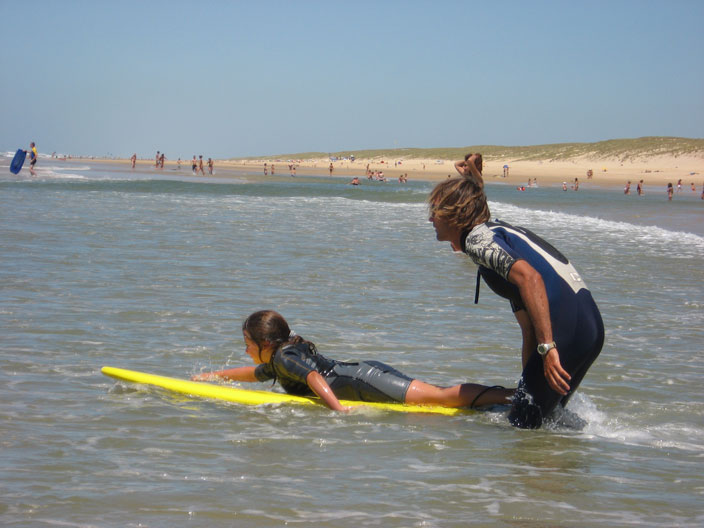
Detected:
[1,0,702,158]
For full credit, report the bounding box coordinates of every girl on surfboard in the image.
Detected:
[192,310,514,411]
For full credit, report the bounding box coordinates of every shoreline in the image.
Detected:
[76,154,704,190]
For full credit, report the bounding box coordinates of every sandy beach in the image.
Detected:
[218,154,704,189]
[85,151,703,191]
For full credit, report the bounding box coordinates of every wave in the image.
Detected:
[488,200,704,254]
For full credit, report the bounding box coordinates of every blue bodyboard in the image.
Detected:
[10,149,26,174]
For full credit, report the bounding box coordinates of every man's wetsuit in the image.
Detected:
[462,220,604,428]
[254,342,414,403]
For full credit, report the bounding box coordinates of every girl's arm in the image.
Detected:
[191,366,258,382]
[306,371,350,411]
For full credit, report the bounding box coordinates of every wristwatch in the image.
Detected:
[537,341,557,356]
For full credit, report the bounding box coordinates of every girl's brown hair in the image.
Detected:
[242,310,317,361]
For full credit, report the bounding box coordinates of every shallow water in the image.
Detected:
[1,160,703,527]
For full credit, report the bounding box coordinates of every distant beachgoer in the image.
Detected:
[191,156,197,174]
[667,183,674,201]
[349,176,360,186]
[624,181,631,195]
[25,142,38,176]
[159,153,165,169]
[155,151,160,168]
[329,162,334,176]
[691,182,696,191]
[503,165,509,178]
[271,164,275,175]
[198,155,205,175]
[130,153,136,169]
[207,158,214,175]
[454,153,483,188]
[637,180,644,196]
[177,158,182,169]
[587,169,593,180]
[533,178,538,187]
[191,310,515,411]
[677,179,682,192]
[264,163,268,175]
[573,178,579,191]
[562,182,568,191]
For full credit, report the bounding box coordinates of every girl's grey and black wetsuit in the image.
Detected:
[462,220,604,429]
[254,342,413,403]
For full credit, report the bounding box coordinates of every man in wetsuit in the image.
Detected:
[428,175,604,428]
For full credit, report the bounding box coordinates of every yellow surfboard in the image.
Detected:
[101,366,466,416]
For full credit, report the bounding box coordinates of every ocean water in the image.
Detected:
[1,159,703,527]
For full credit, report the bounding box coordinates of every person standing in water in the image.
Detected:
[192,310,514,411]
[427,163,604,428]
[454,153,484,188]
[25,142,38,176]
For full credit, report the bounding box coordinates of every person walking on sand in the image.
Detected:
[198,155,205,175]
[329,162,334,176]
[427,175,604,428]
[130,153,137,169]
[207,158,214,175]
[192,310,515,411]
[191,155,197,174]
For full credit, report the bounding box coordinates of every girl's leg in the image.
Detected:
[404,380,514,408]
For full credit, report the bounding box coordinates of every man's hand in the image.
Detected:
[543,348,571,395]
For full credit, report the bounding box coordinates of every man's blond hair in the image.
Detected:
[428,177,490,232]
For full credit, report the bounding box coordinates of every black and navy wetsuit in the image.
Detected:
[462,220,604,428]
[254,342,414,403]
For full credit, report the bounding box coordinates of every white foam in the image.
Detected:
[567,393,703,452]
[489,201,704,255]
[33,168,87,180]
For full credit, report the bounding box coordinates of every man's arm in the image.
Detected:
[508,260,571,395]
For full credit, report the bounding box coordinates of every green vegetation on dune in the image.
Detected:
[236,137,704,162]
